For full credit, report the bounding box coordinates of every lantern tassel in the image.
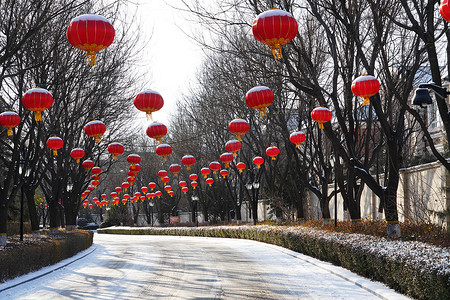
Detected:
[225,163,230,168]
[94,136,101,143]
[237,135,242,142]
[53,149,58,156]
[7,128,13,136]
[86,51,97,66]
[187,166,191,170]
[270,45,283,60]
[162,156,167,161]
[362,97,370,106]
[146,112,153,121]
[76,158,80,163]
[318,123,324,130]
[272,157,276,160]
[256,165,261,169]
[34,111,42,122]
[259,108,267,117]
[113,155,118,160]
[233,152,237,157]
[239,170,243,173]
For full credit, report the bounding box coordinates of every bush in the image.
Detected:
[98,225,450,300]
[6,222,31,236]
[0,230,93,282]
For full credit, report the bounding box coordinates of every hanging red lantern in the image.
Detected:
[236,162,246,173]
[351,75,380,106]
[182,155,196,170]
[146,193,152,199]
[129,165,142,174]
[87,185,94,191]
[191,181,198,189]
[168,190,175,197]
[91,180,100,188]
[91,166,101,175]
[201,167,211,178]
[266,146,280,160]
[189,174,198,182]
[161,176,170,185]
[46,137,64,156]
[89,203,93,209]
[164,185,172,192]
[140,196,145,202]
[84,120,106,143]
[115,187,122,194]
[220,169,229,179]
[141,186,148,193]
[122,182,130,191]
[101,194,107,200]
[127,176,136,185]
[228,119,249,141]
[225,140,241,157]
[111,192,118,198]
[441,0,450,21]
[82,159,94,173]
[155,143,172,160]
[245,86,275,117]
[220,152,234,168]
[179,181,187,187]
[252,8,298,60]
[146,122,167,144]
[169,164,181,177]
[206,177,214,187]
[66,14,115,66]
[91,175,101,181]
[155,190,162,198]
[289,131,306,148]
[134,90,164,120]
[182,186,189,194]
[0,111,20,136]
[128,171,138,178]
[209,161,221,174]
[148,182,157,190]
[22,87,53,122]
[107,142,124,160]
[311,107,332,129]
[134,192,141,198]
[253,156,264,169]
[122,199,128,205]
[158,170,168,178]
[127,154,141,166]
[70,148,85,163]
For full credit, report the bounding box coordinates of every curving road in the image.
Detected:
[0,233,410,299]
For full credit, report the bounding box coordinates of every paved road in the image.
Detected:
[1,234,410,299]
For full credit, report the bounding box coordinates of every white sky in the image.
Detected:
[132,0,203,126]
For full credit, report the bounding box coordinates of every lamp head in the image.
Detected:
[412,87,432,107]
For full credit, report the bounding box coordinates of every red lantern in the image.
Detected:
[441,0,450,21]
[129,164,142,174]
[84,120,106,143]
[46,137,64,156]
[161,176,170,185]
[155,190,162,198]
[189,174,198,182]
[220,152,234,168]
[191,181,198,189]
[228,119,249,141]
[351,75,380,106]
[91,166,101,175]
[220,169,229,179]
[209,161,221,174]
[128,171,138,178]
[179,181,187,187]
[169,164,181,177]
[107,142,124,160]
[111,192,118,198]
[140,196,145,202]
[146,122,167,144]
[201,167,211,178]
[266,146,280,160]
[101,194,107,200]
[155,143,172,160]
[252,9,298,60]
[141,186,148,193]
[148,182,157,190]
[127,154,141,166]
[236,162,246,173]
[168,190,175,197]
[91,175,101,181]
[22,88,53,122]
[146,193,152,199]
[134,90,164,120]
[82,159,94,173]
[122,182,130,191]
[115,187,122,194]
[89,203,93,209]
[66,14,115,66]
[164,185,172,192]
[135,192,141,198]
[253,156,264,169]
[225,140,241,157]
[70,148,85,163]
[0,112,20,136]
[245,86,275,117]
[122,199,128,205]
[182,155,196,170]
[91,180,100,188]
[127,176,136,185]
[206,177,214,187]
[158,170,168,178]
[289,131,306,148]
[87,185,94,191]
[182,186,189,194]
[311,107,332,129]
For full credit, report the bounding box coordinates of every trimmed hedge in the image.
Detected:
[0,230,93,282]
[98,226,450,300]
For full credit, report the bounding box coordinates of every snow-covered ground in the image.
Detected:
[0,233,412,299]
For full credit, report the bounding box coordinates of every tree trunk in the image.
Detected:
[25,191,40,236]
[0,204,8,246]
[48,202,60,233]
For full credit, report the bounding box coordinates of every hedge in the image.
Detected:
[0,230,93,282]
[98,225,450,300]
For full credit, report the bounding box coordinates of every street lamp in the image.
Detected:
[246,180,260,225]
[149,201,154,227]
[18,160,31,241]
[66,181,73,192]
[330,155,337,227]
[191,195,199,226]
[412,82,449,107]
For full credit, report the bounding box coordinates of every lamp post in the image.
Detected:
[149,201,154,226]
[191,195,199,226]
[18,161,31,241]
[330,155,337,227]
[245,180,260,225]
